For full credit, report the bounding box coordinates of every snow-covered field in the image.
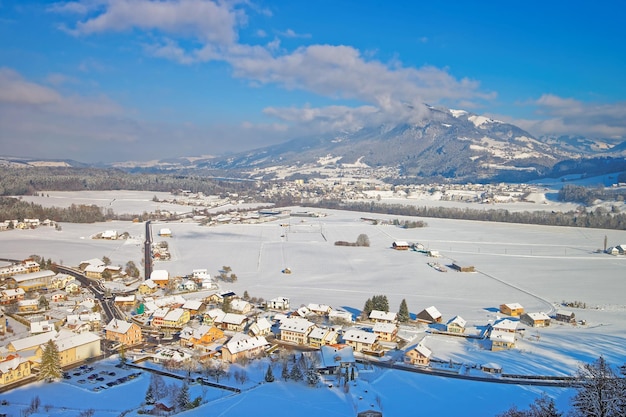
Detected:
[2,191,626,416]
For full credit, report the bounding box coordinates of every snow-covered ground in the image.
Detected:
[2,191,626,416]
[0,357,572,417]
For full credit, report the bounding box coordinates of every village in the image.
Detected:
[1,234,585,399]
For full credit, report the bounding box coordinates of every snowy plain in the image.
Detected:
[1,190,626,416]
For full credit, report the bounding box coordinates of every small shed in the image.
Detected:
[392,241,410,250]
[158,228,172,237]
[481,362,502,374]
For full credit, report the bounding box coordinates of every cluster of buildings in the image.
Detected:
[0,255,581,390]
[0,218,57,231]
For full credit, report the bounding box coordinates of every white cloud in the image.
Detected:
[65,0,242,45]
[511,94,626,139]
[227,44,492,110]
[0,68,62,105]
[279,28,311,39]
[51,0,493,118]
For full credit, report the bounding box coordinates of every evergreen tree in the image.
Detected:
[264,364,275,382]
[362,298,373,319]
[39,340,62,382]
[306,367,319,386]
[176,382,191,411]
[290,363,303,381]
[371,294,389,312]
[398,299,410,323]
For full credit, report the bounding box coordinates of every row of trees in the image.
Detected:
[312,199,626,230]
[0,197,108,223]
[0,166,262,197]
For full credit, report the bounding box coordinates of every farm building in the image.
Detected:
[450,263,475,272]
[417,306,442,323]
[555,309,576,324]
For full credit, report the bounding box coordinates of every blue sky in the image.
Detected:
[1,0,625,163]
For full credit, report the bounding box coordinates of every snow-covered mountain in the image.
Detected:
[4,106,626,183]
[198,106,582,182]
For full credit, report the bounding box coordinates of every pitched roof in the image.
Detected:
[105,319,135,334]
[224,333,268,354]
[369,310,397,321]
[343,329,377,345]
[279,318,315,334]
[373,322,397,333]
[446,315,466,328]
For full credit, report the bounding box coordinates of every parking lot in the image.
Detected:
[63,362,143,392]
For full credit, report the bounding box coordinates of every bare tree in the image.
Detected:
[572,356,624,417]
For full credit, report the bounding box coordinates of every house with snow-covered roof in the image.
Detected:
[499,302,524,317]
[0,288,25,304]
[307,303,332,315]
[248,317,272,337]
[221,333,269,363]
[179,325,224,354]
[446,315,467,333]
[405,343,432,366]
[492,318,518,333]
[138,279,158,295]
[0,353,32,387]
[162,308,190,329]
[181,299,204,315]
[372,322,398,342]
[329,309,354,323]
[369,310,397,324]
[555,309,575,324]
[520,312,551,328]
[266,296,290,310]
[216,313,248,332]
[104,319,143,346]
[230,298,252,314]
[150,269,170,288]
[307,327,339,348]
[417,306,442,323]
[490,329,516,351]
[279,317,316,345]
[342,329,379,353]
